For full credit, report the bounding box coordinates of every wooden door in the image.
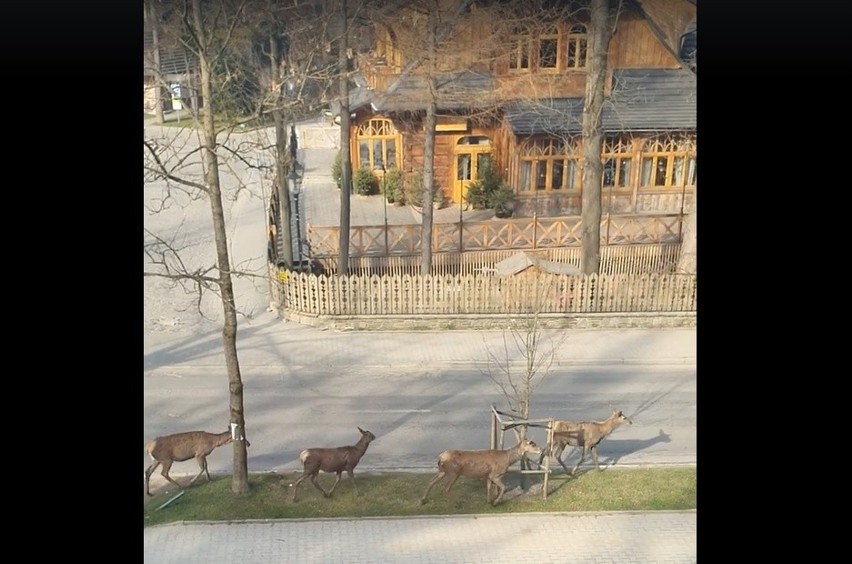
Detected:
[452,136,492,204]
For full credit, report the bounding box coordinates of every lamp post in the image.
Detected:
[287,163,304,268]
[382,165,388,256]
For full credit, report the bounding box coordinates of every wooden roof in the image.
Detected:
[504,68,696,135]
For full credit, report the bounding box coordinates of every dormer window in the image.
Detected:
[565,24,588,70]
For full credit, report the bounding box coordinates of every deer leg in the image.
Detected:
[145,462,161,496]
[490,477,506,506]
[555,450,572,474]
[346,470,361,497]
[591,446,602,471]
[309,474,330,497]
[324,472,342,497]
[189,456,209,485]
[420,471,445,504]
[571,447,587,475]
[159,461,183,488]
[548,442,573,474]
[444,473,461,495]
[291,473,309,502]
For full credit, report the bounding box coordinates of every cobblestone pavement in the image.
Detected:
[144,510,697,563]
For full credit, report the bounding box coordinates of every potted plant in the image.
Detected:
[463,179,487,210]
[432,186,444,209]
[381,166,404,205]
[404,170,425,208]
[489,183,514,218]
[353,168,378,196]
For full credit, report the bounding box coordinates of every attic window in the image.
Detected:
[565,24,588,70]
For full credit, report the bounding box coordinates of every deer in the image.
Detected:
[291,427,376,502]
[144,429,244,496]
[539,408,632,475]
[420,438,541,507]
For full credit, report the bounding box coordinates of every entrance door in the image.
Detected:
[453,136,492,204]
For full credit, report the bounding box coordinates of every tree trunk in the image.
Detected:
[580,0,613,275]
[420,11,438,275]
[337,0,351,276]
[150,2,165,124]
[677,182,696,274]
[271,37,293,269]
[191,0,249,495]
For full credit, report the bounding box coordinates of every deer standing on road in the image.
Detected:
[539,409,632,475]
[291,427,376,502]
[420,439,541,507]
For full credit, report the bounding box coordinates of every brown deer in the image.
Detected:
[420,439,541,507]
[291,427,376,502]
[539,409,632,475]
[144,429,237,496]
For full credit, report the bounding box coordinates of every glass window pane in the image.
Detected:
[519,161,531,191]
[687,158,696,185]
[640,158,652,186]
[566,160,576,190]
[655,157,668,186]
[618,159,630,188]
[373,140,383,170]
[673,156,684,185]
[386,142,396,169]
[535,161,546,190]
[457,154,471,181]
[552,160,563,189]
[476,153,491,178]
[359,141,370,169]
[603,159,615,187]
[540,38,557,68]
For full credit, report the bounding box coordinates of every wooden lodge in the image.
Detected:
[335,0,697,220]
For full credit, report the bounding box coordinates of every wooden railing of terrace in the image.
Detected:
[307,214,684,259]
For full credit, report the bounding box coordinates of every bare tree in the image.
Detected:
[144,0,259,495]
[580,0,618,274]
[419,5,439,274]
[484,277,568,436]
[337,0,352,276]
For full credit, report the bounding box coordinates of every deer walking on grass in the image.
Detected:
[420,439,541,507]
[144,429,237,496]
[539,409,632,475]
[291,427,376,502]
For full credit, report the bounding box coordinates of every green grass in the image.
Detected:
[144,466,696,527]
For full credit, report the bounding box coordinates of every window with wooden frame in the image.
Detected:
[565,23,588,70]
[538,25,560,72]
[601,136,634,190]
[508,24,560,73]
[355,118,401,172]
[508,25,533,72]
[518,137,582,193]
[638,134,696,190]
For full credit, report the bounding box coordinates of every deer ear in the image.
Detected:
[358,426,365,433]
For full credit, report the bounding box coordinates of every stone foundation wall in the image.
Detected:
[281,310,696,332]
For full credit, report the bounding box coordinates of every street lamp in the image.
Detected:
[287,163,304,267]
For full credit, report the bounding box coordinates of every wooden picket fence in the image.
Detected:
[276,271,696,316]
